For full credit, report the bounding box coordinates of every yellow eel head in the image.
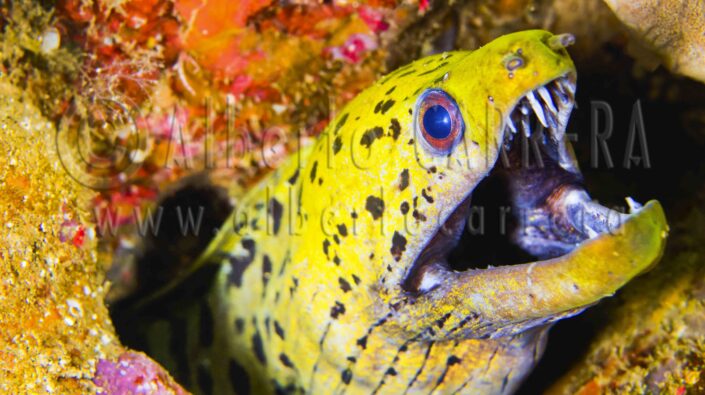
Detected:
[298,29,668,344]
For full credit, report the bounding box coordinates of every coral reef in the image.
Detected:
[52,0,404,300]
[0,0,408,391]
[0,78,160,393]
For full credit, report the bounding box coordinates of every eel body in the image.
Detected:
[136,30,668,395]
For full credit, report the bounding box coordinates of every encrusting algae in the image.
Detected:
[0,80,184,393]
[0,80,108,392]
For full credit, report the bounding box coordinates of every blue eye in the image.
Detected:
[416,89,464,154]
[423,105,452,139]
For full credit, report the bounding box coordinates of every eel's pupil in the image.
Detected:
[423,105,451,139]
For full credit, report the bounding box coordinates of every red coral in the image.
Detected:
[56,0,182,104]
[264,5,354,38]
[175,0,272,78]
[72,226,86,247]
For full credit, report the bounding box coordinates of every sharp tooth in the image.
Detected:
[545,108,559,130]
[552,122,565,141]
[561,79,576,95]
[625,197,643,213]
[526,91,549,128]
[559,79,576,102]
[537,86,558,115]
[521,113,531,138]
[506,117,517,134]
[418,270,442,293]
[504,129,514,149]
[585,225,599,239]
[520,102,529,115]
[552,82,570,105]
[553,89,570,107]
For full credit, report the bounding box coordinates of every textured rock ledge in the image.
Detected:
[0,80,184,393]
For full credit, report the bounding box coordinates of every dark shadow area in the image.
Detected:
[447,159,536,271]
[132,174,231,300]
[109,174,231,376]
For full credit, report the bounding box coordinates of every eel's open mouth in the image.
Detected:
[404,74,645,293]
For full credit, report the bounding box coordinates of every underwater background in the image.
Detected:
[0,0,703,393]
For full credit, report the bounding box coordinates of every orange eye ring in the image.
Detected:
[415,89,465,155]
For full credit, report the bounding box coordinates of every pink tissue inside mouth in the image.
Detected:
[93,351,187,395]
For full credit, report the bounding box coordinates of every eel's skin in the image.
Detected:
[138,30,668,395]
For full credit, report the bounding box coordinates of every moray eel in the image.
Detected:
[133,30,668,394]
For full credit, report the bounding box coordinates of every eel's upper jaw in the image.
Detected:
[402,72,668,328]
[502,72,579,175]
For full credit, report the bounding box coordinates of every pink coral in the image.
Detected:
[358,6,390,33]
[93,352,187,395]
[326,33,378,63]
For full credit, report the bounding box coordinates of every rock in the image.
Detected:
[603,0,705,83]
[0,79,186,393]
[0,80,115,392]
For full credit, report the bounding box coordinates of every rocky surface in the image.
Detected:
[604,0,705,84]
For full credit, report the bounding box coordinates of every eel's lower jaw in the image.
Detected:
[513,186,640,259]
[394,197,666,340]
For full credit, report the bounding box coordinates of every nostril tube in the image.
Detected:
[547,33,576,51]
[504,54,525,71]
